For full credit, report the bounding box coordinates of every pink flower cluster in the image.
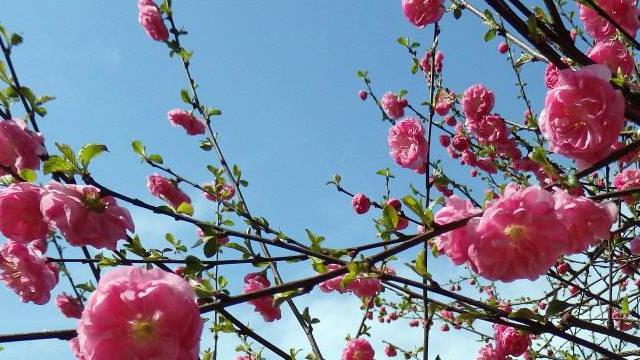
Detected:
[381,92,408,119]
[579,0,640,41]
[477,324,530,359]
[56,293,83,319]
[0,241,58,304]
[342,338,375,360]
[352,193,372,214]
[0,119,45,176]
[319,264,382,299]
[0,183,48,243]
[42,182,135,250]
[243,272,281,322]
[587,39,634,75]
[420,51,445,75]
[168,109,206,136]
[540,64,624,167]
[401,0,445,28]
[613,169,640,203]
[388,117,428,173]
[436,185,617,282]
[138,0,169,41]
[202,180,236,202]
[75,266,203,359]
[147,174,191,208]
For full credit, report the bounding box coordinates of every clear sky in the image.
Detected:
[1,1,551,359]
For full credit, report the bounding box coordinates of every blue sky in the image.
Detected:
[0,1,554,359]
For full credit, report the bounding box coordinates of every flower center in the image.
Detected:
[130,320,155,343]
[504,224,527,240]
[81,193,106,212]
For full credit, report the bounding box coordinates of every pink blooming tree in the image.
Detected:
[2,0,640,359]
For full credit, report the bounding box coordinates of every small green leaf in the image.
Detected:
[483,28,497,42]
[131,140,146,157]
[19,169,36,182]
[148,154,163,164]
[10,33,23,46]
[382,205,399,229]
[273,288,304,307]
[207,108,222,117]
[79,143,108,168]
[545,300,572,317]
[176,202,194,216]
[509,308,545,322]
[415,249,428,277]
[621,296,629,315]
[396,37,410,47]
[180,89,191,104]
[42,155,75,175]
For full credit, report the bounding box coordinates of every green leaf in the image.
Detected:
[79,143,108,168]
[55,143,76,164]
[203,237,221,257]
[382,205,399,229]
[273,289,304,307]
[148,154,163,164]
[225,242,252,258]
[207,108,222,117]
[10,33,23,46]
[621,296,629,315]
[180,89,191,104]
[131,140,146,157]
[545,300,572,317]
[19,169,36,182]
[176,202,194,216]
[305,229,325,252]
[396,37,410,47]
[311,257,327,273]
[42,155,75,175]
[509,308,545,322]
[483,28,497,42]
[415,249,428,277]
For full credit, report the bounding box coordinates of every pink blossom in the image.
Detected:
[476,344,507,360]
[359,90,368,101]
[420,51,445,73]
[348,276,381,298]
[76,266,203,359]
[462,84,495,120]
[539,64,624,165]
[612,308,633,331]
[69,337,87,360]
[41,182,135,250]
[579,0,640,41]
[435,195,481,265]
[342,338,375,360]
[468,114,508,145]
[630,237,640,255]
[544,62,561,89]
[384,344,397,357]
[0,183,48,243]
[168,109,206,136]
[138,3,169,41]
[381,92,408,119]
[587,39,635,75]
[402,0,445,28]
[435,90,454,116]
[498,42,508,54]
[613,169,640,203]
[147,174,191,208]
[553,189,617,253]
[56,293,83,319]
[352,193,371,214]
[202,181,236,202]
[243,272,281,322]
[0,241,58,304]
[388,118,428,173]
[467,184,569,282]
[319,264,347,293]
[493,324,531,356]
[0,119,45,175]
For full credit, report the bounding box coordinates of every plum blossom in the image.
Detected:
[352,193,371,214]
[138,1,169,41]
[76,266,203,359]
[462,84,495,120]
[579,0,640,41]
[41,182,134,250]
[0,118,45,175]
[613,169,640,203]
[0,241,58,305]
[56,293,83,319]
[243,272,281,322]
[402,0,445,28]
[435,195,481,265]
[587,39,635,75]
[342,338,375,360]
[0,183,48,243]
[168,109,206,136]
[147,174,191,209]
[493,324,531,356]
[380,92,408,119]
[388,117,428,173]
[539,64,624,165]
[467,184,569,282]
